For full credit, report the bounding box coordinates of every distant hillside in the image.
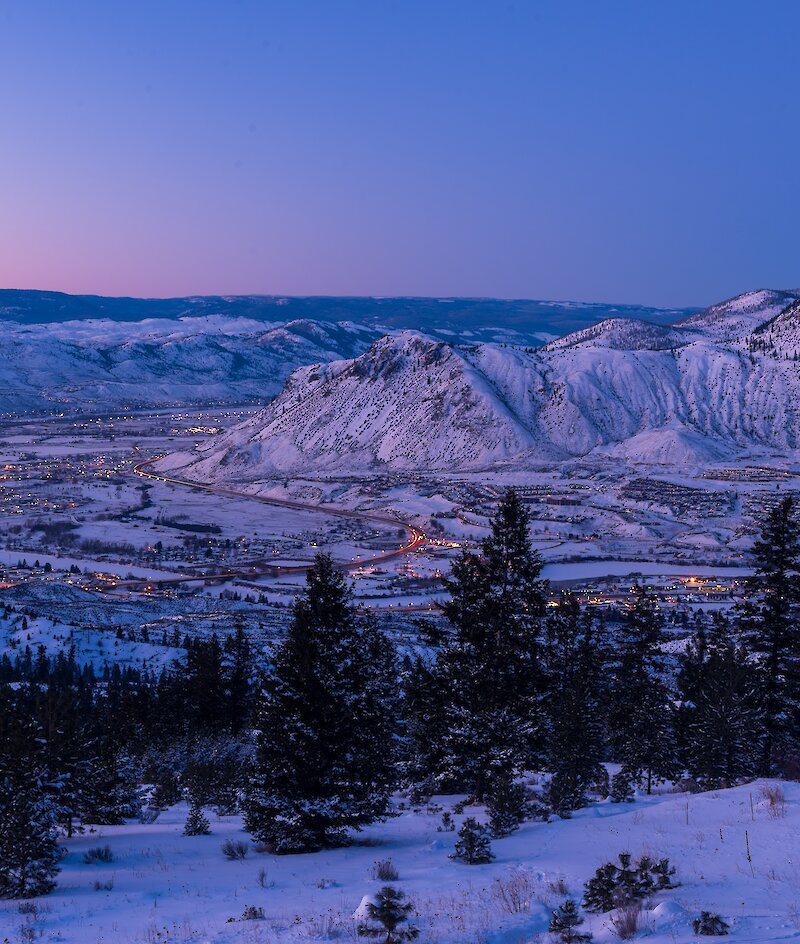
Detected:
[0,289,697,346]
[0,317,380,415]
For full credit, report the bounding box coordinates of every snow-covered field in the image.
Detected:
[4,780,799,943]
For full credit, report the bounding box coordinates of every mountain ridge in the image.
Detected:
[154,288,800,476]
[0,288,697,346]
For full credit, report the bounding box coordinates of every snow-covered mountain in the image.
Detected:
[155,289,800,477]
[0,293,703,415]
[0,289,695,344]
[673,288,798,340]
[0,317,379,414]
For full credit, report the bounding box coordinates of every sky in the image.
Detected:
[0,0,798,308]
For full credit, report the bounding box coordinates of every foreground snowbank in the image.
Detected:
[2,779,798,943]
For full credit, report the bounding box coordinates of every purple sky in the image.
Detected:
[1,0,798,307]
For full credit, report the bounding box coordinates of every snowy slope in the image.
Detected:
[156,289,800,477]
[544,317,694,352]
[157,333,544,476]
[0,317,379,414]
[674,288,798,340]
[3,779,799,944]
[0,294,702,415]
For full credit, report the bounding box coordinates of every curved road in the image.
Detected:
[110,458,427,590]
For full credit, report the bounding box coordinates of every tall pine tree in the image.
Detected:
[544,593,606,814]
[738,495,800,775]
[678,635,762,788]
[432,489,547,798]
[607,586,678,793]
[245,554,397,852]
[0,686,62,898]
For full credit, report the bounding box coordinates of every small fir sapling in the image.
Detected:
[183,799,211,836]
[450,817,494,864]
[548,898,592,942]
[358,886,420,943]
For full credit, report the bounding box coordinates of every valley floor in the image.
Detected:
[4,779,800,943]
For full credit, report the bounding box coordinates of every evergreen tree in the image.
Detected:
[583,852,678,913]
[544,595,606,815]
[450,817,494,864]
[549,899,592,942]
[583,862,619,913]
[399,654,448,792]
[486,766,530,837]
[609,770,634,803]
[245,554,397,852]
[651,857,678,890]
[79,739,141,825]
[677,633,762,788]
[738,495,800,774]
[0,690,62,898]
[358,886,420,943]
[222,624,253,733]
[185,635,225,733]
[607,586,678,793]
[433,489,547,798]
[183,798,211,836]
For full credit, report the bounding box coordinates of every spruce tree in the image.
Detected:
[738,495,800,774]
[486,766,530,837]
[399,654,448,792]
[434,489,547,798]
[544,595,606,815]
[79,730,141,826]
[245,554,397,852]
[358,886,420,943]
[607,586,678,793]
[450,817,494,864]
[583,862,619,913]
[678,634,762,788]
[222,624,253,733]
[549,899,592,942]
[0,690,62,898]
[609,770,634,803]
[183,798,211,836]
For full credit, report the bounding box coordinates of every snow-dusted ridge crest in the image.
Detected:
[0,317,381,414]
[154,288,800,477]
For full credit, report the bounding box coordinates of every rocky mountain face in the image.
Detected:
[154,289,800,478]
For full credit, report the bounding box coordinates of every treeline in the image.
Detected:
[2,491,799,897]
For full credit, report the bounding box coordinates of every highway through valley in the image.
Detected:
[98,458,428,592]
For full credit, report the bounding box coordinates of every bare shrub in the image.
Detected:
[760,784,786,818]
[17,902,39,916]
[491,870,538,914]
[305,911,350,938]
[94,878,114,892]
[546,875,569,897]
[350,836,384,848]
[221,839,249,860]
[239,905,265,920]
[371,858,399,881]
[611,901,642,940]
[83,845,114,864]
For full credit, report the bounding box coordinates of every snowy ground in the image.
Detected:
[4,780,800,943]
